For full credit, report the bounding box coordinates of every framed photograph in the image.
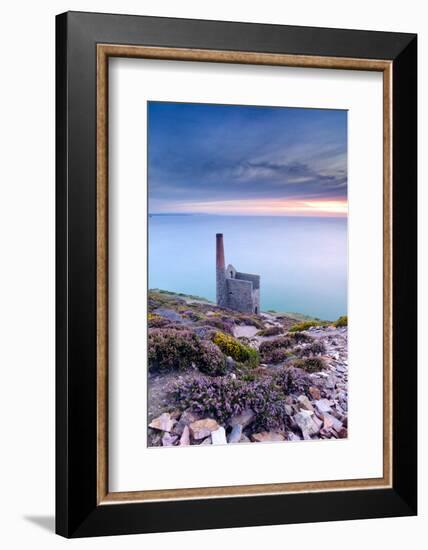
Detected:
[56,11,417,537]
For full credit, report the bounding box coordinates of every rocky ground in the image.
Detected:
[147,290,348,447]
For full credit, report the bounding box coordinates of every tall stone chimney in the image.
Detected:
[216,233,227,307]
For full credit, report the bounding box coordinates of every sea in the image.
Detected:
[148,214,347,321]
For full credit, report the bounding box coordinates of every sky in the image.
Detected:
[148,101,347,217]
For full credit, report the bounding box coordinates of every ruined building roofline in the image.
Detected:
[235,271,260,279]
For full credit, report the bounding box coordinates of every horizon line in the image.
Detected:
[149,212,347,219]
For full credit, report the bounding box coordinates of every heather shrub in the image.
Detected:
[262,347,292,364]
[148,329,227,374]
[298,340,327,357]
[289,320,328,332]
[147,291,182,311]
[200,317,234,335]
[197,341,227,375]
[292,356,327,373]
[234,315,264,329]
[259,336,294,362]
[148,329,200,372]
[182,310,204,322]
[288,331,314,344]
[148,313,171,328]
[165,322,192,331]
[334,315,348,327]
[257,326,283,337]
[213,332,259,367]
[272,366,317,396]
[259,336,293,354]
[172,375,290,431]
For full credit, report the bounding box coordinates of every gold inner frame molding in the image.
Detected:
[96,44,393,505]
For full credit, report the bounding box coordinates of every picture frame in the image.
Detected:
[56,11,417,538]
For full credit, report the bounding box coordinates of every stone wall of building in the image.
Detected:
[252,288,260,314]
[226,278,254,313]
[216,267,228,308]
[236,271,260,290]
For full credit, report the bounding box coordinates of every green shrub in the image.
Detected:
[334,315,348,327]
[289,320,328,332]
[213,332,259,367]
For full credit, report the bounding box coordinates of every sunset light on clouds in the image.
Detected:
[169,198,348,217]
[148,102,347,217]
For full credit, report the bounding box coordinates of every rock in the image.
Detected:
[173,410,200,436]
[322,413,334,431]
[287,431,302,441]
[226,356,236,369]
[162,433,178,446]
[211,426,227,445]
[179,425,190,446]
[294,411,320,437]
[314,399,333,414]
[194,326,215,339]
[228,424,243,443]
[325,376,337,389]
[309,386,321,400]
[297,395,314,412]
[200,436,212,445]
[311,415,323,431]
[284,404,294,416]
[251,432,285,442]
[323,412,343,432]
[284,395,294,405]
[229,409,255,429]
[149,412,176,433]
[239,433,251,443]
[189,418,219,440]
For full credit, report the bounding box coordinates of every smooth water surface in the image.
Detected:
[148,215,347,321]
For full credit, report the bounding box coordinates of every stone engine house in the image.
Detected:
[216,233,260,314]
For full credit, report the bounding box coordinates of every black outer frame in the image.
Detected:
[56,11,417,538]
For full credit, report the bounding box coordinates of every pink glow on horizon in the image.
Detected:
[164,198,348,217]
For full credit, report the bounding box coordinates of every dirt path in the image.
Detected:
[232,325,259,338]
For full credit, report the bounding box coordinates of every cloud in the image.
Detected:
[148,102,347,213]
[232,159,347,188]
